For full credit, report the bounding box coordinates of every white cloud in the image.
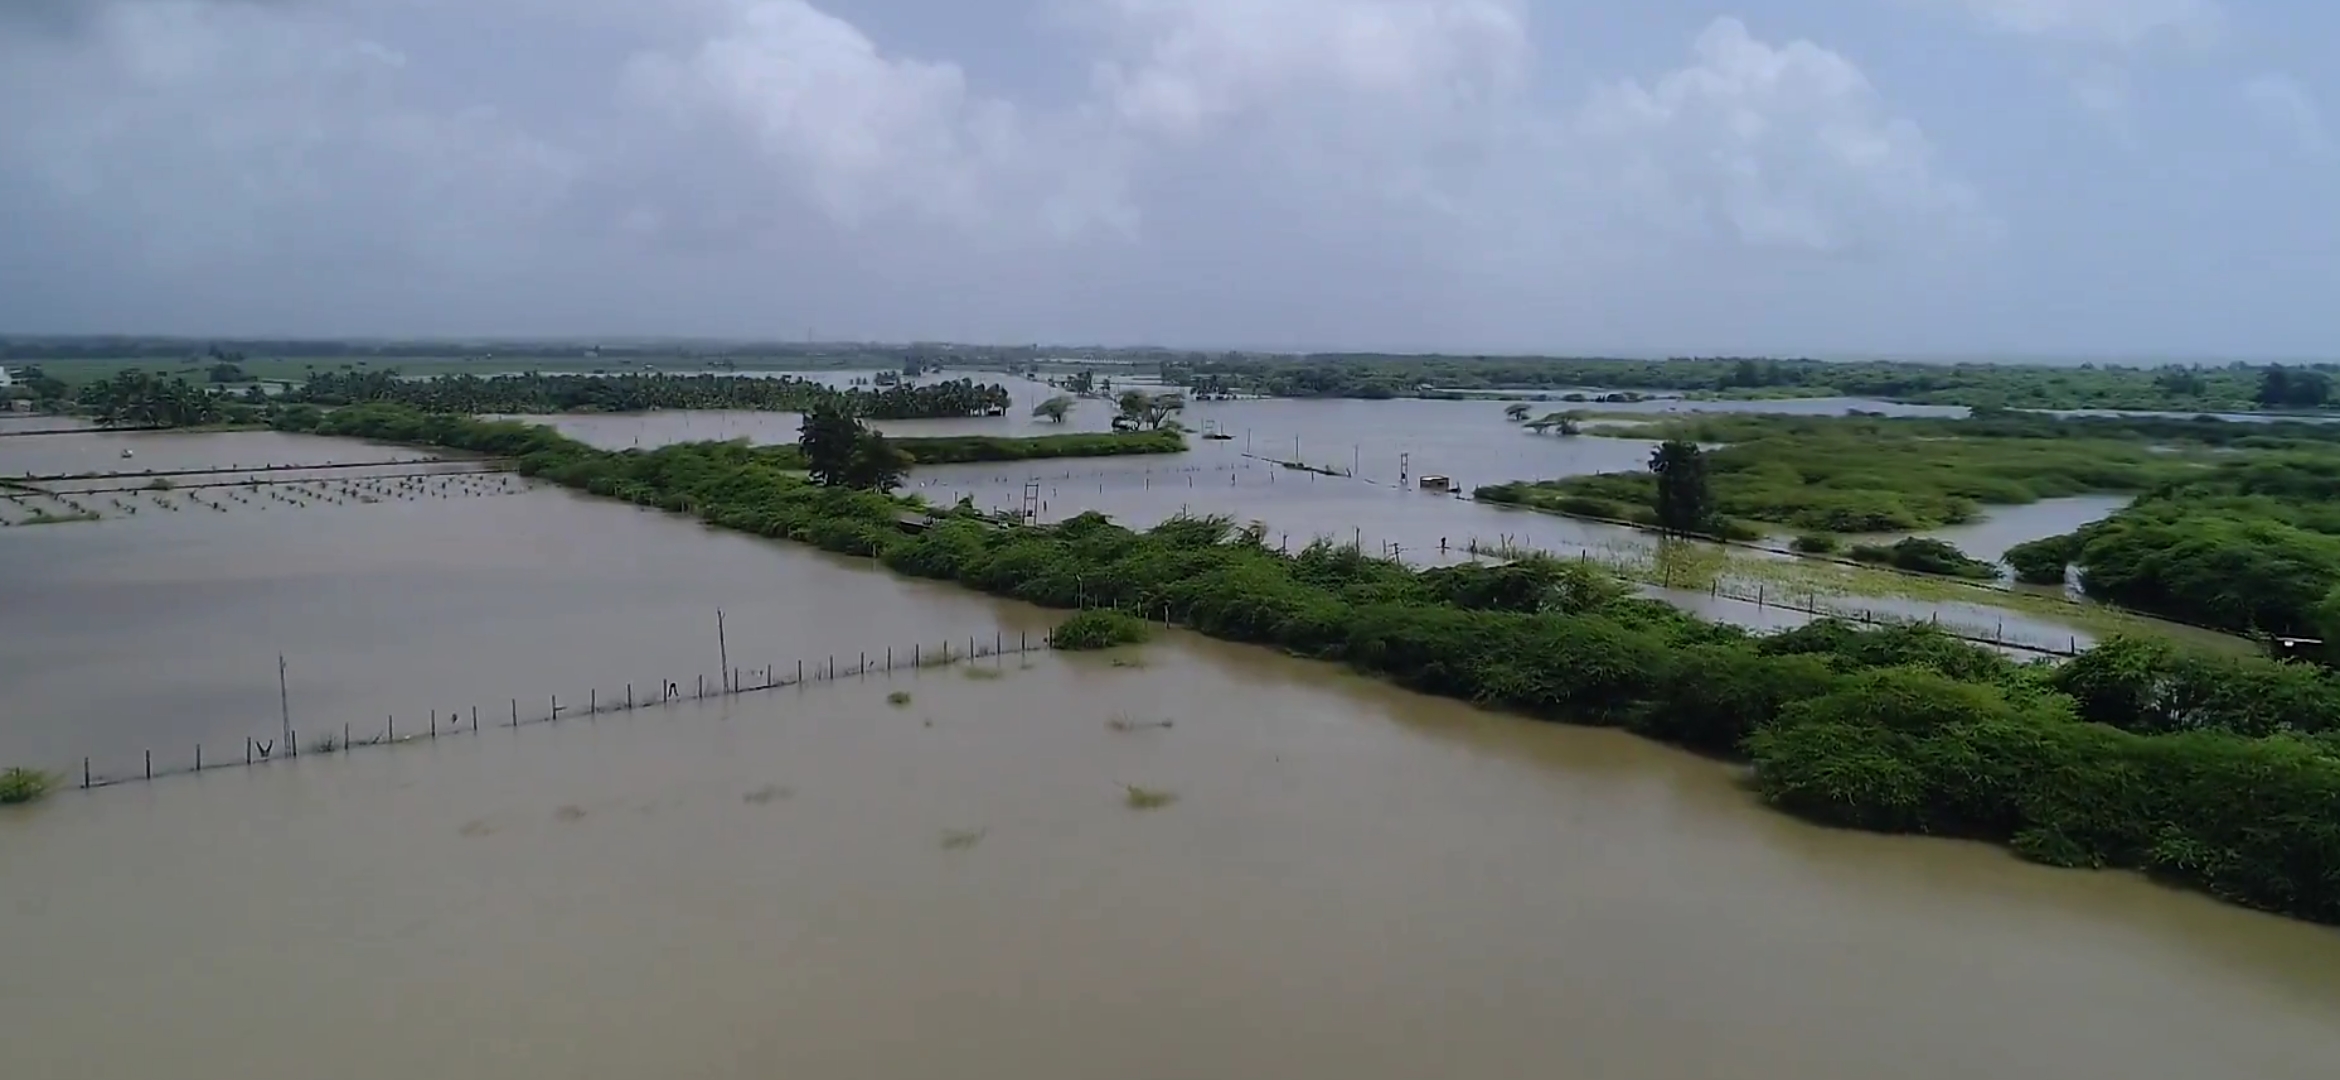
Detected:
[1577,18,1988,254]
[2243,72,2333,161]
[1924,0,2225,126]
[0,1,1992,345]
[619,0,1130,238]
[0,1,579,277]
[1088,0,1531,139]
[1941,0,2223,49]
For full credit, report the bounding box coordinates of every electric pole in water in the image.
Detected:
[278,654,293,756]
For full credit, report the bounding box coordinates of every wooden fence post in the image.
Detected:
[84,757,91,789]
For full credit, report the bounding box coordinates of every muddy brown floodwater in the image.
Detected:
[6,428,2338,1080]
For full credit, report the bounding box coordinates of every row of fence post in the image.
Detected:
[71,629,1052,793]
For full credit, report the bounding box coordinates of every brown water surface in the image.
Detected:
[6,636,2340,1080]
[5,427,2340,1079]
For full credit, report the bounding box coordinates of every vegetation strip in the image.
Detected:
[261,403,2340,925]
[1157,354,2337,412]
[1480,409,2340,646]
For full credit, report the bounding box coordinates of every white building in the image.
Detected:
[0,364,13,389]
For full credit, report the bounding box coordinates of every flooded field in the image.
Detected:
[524,394,2187,654]
[8,424,2340,1079]
[0,428,505,527]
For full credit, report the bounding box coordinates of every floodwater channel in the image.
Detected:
[4,441,2340,1079]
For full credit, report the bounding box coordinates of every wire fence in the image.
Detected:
[1462,538,2085,658]
[68,627,1056,794]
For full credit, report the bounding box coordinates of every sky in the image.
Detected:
[0,0,2332,359]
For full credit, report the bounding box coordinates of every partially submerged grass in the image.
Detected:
[0,767,58,805]
[1108,657,1149,669]
[961,665,1003,680]
[1122,784,1178,810]
[307,732,341,755]
[1107,713,1175,732]
[940,827,987,850]
[886,690,913,707]
[1587,534,2244,652]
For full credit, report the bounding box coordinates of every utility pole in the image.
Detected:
[717,609,731,692]
[278,654,294,756]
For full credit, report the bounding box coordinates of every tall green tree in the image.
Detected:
[798,407,864,487]
[844,431,910,493]
[1116,390,1185,430]
[1649,439,1714,536]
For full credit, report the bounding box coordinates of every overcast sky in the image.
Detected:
[0,0,2332,358]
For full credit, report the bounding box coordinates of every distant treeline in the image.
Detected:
[1162,355,2340,412]
[274,403,1182,468]
[283,403,2340,925]
[289,371,1012,420]
[875,429,1186,465]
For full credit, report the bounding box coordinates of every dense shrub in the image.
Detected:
[1846,537,1998,580]
[0,766,57,804]
[304,404,2340,925]
[2003,534,2078,585]
[1048,609,1153,650]
[1790,533,1837,554]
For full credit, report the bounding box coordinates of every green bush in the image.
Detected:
[2003,534,2078,585]
[1790,533,1837,554]
[1049,609,1153,650]
[0,766,57,805]
[1847,537,1998,579]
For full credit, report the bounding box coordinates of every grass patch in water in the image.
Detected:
[886,690,913,706]
[1,767,59,804]
[1107,714,1175,732]
[1505,412,2196,533]
[1049,609,1151,650]
[1122,785,1178,810]
[961,665,1003,680]
[940,828,987,850]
